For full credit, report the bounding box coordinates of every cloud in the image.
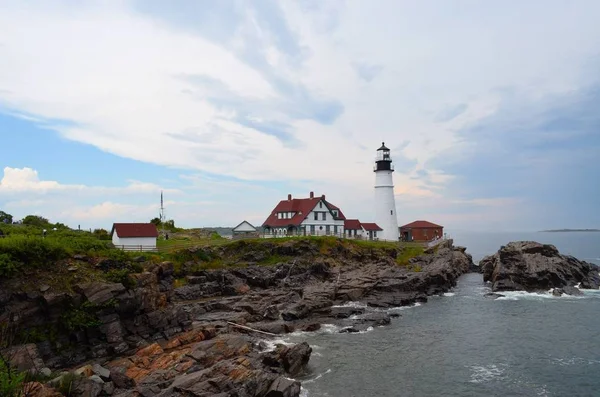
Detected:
[0,167,180,196]
[1,1,600,231]
[353,62,384,82]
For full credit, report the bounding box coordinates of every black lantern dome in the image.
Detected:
[374,142,393,172]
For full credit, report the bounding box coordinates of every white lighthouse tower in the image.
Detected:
[374,142,399,241]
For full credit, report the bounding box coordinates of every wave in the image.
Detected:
[302,368,332,384]
[550,357,600,366]
[386,302,422,312]
[330,301,368,309]
[443,292,456,297]
[495,289,589,301]
[468,364,506,383]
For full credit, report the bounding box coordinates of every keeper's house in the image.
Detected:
[262,192,346,237]
[111,223,158,251]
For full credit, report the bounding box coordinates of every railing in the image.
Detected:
[114,245,158,252]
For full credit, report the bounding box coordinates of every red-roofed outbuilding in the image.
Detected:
[399,220,443,242]
[111,223,158,251]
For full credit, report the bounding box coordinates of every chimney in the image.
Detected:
[288,194,292,201]
[322,194,326,200]
[309,191,314,199]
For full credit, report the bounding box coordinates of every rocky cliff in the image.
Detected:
[1,238,473,396]
[480,241,600,293]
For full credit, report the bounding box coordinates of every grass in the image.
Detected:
[396,245,425,266]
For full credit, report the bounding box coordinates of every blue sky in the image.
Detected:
[1,0,599,231]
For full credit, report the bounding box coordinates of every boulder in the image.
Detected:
[482,241,600,292]
[279,342,312,376]
[265,377,302,397]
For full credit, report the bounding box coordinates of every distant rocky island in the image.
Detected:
[540,229,600,232]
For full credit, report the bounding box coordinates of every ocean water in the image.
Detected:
[277,231,600,397]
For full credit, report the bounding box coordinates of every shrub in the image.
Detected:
[105,269,136,289]
[0,358,25,397]
[57,372,81,396]
[0,254,20,278]
[60,301,105,332]
[0,237,68,270]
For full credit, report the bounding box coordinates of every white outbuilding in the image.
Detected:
[111,223,159,251]
[232,220,259,239]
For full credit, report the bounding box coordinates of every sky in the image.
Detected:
[1,0,599,232]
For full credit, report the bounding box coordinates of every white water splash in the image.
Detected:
[330,301,368,309]
[495,290,588,301]
[387,302,422,312]
[302,368,332,384]
[443,292,456,297]
[259,338,295,352]
[468,364,506,383]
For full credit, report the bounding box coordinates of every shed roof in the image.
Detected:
[232,220,257,232]
[400,220,443,229]
[111,223,159,238]
[344,219,362,230]
[361,222,383,231]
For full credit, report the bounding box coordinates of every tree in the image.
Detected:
[164,220,175,230]
[92,228,110,240]
[0,211,12,225]
[21,215,49,227]
[150,217,161,226]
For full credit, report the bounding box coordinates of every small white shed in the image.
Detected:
[111,223,159,251]
[232,220,258,239]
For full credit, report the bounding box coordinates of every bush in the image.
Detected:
[0,237,69,270]
[0,254,20,278]
[0,358,25,397]
[105,269,136,289]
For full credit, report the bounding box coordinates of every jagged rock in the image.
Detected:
[278,342,312,376]
[329,306,365,318]
[74,282,126,305]
[481,241,600,292]
[111,371,136,389]
[263,304,280,320]
[553,286,584,297]
[484,292,505,299]
[265,377,302,397]
[92,363,111,380]
[4,343,45,371]
[70,377,103,397]
[353,312,391,326]
[102,382,115,395]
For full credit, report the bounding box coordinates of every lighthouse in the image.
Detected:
[374,142,399,241]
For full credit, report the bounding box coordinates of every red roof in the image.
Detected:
[262,195,345,228]
[344,219,362,230]
[111,223,159,238]
[361,223,383,231]
[400,220,443,229]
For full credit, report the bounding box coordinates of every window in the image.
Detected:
[390,210,393,215]
[334,225,338,235]
[319,202,323,208]
[314,212,318,221]
[322,212,326,221]
[326,225,330,235]
[310,225,315,234]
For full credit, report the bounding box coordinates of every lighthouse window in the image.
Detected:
[391,210,393,215]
